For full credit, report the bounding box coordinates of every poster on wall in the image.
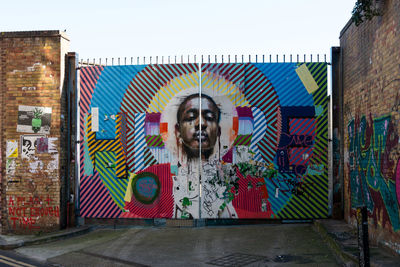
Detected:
[20,135,46,159]
[6,159,17,176]
[17,105,52,134]
[78,62,328,220]
[6,140,18,158]
[48,137,58,153]
[36,137,48,154]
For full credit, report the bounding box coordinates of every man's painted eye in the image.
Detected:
[184,111,197,121]
[204,111,216,121]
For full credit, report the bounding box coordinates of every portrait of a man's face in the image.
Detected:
[175,94,221,160]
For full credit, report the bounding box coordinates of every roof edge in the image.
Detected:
[339,18,353,39]
[0,30,69,41]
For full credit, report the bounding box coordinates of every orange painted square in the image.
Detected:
[233,117,239,134]
[160,122,168,134]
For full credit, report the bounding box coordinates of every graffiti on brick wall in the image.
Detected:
[333,128,341,194]
[79,63,328,219]
[392,91,400,113]
[397,158,400,210]
[348,114,400,231]
[7,195,59,230]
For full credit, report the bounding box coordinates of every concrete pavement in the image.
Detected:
[0,226,91,250]
[16,224,340,266]
[314,220,400,267]
[0,220,399,266]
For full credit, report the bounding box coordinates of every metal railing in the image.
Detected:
[78,54,328,66]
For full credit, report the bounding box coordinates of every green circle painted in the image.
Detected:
[132,172,160,204]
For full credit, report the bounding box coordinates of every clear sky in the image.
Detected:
[1,0,355,63]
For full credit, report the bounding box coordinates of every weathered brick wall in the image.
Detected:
[339,0,400,253]
[0,34,4,231]
[0,31,69,233]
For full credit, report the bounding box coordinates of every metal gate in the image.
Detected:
[77,61,328,219]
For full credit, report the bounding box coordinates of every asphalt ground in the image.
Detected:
[15,224,340,267]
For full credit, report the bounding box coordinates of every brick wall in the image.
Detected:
[339,0,400,253]
[0,31,70,233]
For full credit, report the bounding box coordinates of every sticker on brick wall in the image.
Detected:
[20,135,45,159]
[17,105,52,134]
[6,159,16,176]
[36,137,48,153]
[6,140,18,158]
[48,138,58,153]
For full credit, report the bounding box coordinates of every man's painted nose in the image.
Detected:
[195,116,208,128]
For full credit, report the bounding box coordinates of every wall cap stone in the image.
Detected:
[0,30,69,41]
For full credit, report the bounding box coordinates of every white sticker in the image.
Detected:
[275,188,279,198]
[92,107,99,132]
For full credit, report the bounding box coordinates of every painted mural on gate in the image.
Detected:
[348,114,400,231]
[79,62,328,219]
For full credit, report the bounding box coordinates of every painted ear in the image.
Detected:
[175,123,180,138]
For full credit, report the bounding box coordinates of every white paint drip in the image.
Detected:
[29,160,44,174]
[47,154,59,173]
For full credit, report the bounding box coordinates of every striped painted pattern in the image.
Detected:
[233,135,252,146]
[307,62,328,217]
[264,173,292,216]
[90,65,145,139]
[115,113,128,178]
[146,70,199,113]
[80,172,122,218]
[201,64,250,107]
[117,112,128,153]
[121,64,198,115]
[145,135,164,147]
[243,64,279,163]
[82,114,94,176]
[277,63,328,219]
[202,63,246,88]
[80,66,104,144]
[250,107,267,162]
[289,118,316,136]
[95,151,129,210]
[201,64,280,163]
[288,118,316,168]
[78,63,329,220]
[120,64,198,172]
[84,114,127,178]
[133,113,146,171]
[254,63,314,106]
[125,113,135,172]
[125,164,174,218]
[144,147,158,167]
[289,147,314,165]
[232,169,268,218]
[149,148,174,163]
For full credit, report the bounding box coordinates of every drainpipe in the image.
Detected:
[340,46,344,218]
[74,53,81,225]
[66,54,73,227]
